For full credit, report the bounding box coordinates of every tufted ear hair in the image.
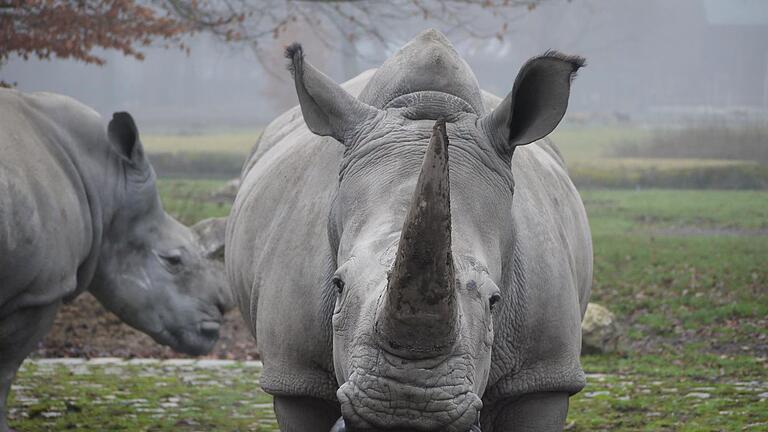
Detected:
[286,43,379,145]
[108,111,146,168]
[479,51,585,160]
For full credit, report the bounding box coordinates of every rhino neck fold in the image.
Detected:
[375,118,458,359]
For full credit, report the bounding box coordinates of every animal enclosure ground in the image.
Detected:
[9,359,766,431]
[9,360,275,431]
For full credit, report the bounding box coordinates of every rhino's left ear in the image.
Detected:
[286,43,379,145]
[479,51,585,160]
[108,111,146,167]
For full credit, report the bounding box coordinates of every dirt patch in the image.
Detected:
[31,293,259,360]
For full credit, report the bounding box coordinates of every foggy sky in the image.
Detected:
[3,0,767,130]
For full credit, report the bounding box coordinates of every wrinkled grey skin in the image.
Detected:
[0,90,233,432]
[227,29,592,432]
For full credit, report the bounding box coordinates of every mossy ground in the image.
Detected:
[10,360,275,431]
[10,360,766,431]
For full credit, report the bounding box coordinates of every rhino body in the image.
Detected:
[227,30,591,431]
[0,90,233,431]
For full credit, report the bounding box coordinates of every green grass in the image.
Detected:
[10,361,275,431]
[9,358,765,431]
[142,130,259,179]
[571,189,768,429]
[582,189,768,231]
[139,126,768,188]
[568,368,768,431]
[551,126,650,162]
[583,190,767,350]
[551,126,768,189]
[143,130,260,155]
[158,179,231,225]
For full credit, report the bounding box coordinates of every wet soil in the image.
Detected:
[31,293,259,360]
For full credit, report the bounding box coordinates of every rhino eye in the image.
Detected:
[158,251,183,270]
[489,293,501,311]
[332,276,345,294]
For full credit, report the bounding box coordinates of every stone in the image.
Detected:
[210,178,241,203]
[191,217,228,261]
[582,302,625,355]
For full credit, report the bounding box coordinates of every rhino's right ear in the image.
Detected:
[108,111,146,167]
[286,43,378,144]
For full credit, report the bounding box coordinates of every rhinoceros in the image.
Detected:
[0,90,233,431]
[226,29,592,431]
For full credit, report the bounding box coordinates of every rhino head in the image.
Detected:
[87,113,234,356]
[288,29,583,431]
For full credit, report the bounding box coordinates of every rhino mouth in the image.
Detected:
[164,322,220,355]
[150,314,222,356]
[336,351,482,432]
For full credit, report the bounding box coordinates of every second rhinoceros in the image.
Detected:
[0,90,233,432]
[227,29,592,431]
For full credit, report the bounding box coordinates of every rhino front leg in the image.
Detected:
[484,392,569,432]
[273,395,340,432]
[0,301,60,432]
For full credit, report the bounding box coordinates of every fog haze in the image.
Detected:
[4,0,767,129]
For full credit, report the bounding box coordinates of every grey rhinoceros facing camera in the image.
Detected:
[227,29,592,432]
[0,90,233,431]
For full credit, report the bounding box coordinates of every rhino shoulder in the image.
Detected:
[0,168,48,308]
[0,170,42,261]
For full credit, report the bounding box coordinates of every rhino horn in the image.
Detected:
[376,118,457,358]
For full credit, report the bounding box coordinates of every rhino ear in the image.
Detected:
[286,43,378,144]
[108,111,146,167]
[479,51,584,160]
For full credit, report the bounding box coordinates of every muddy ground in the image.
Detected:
[32,293,259,360]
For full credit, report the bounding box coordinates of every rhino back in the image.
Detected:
[0,90,94,315]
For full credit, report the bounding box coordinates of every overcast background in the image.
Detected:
[4,0,768,130]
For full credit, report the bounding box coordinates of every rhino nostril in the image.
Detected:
[200,320,221,336]
[215,301,228,316]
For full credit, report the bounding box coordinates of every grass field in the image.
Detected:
[143,130,260,155]
[140,126,768,188]
[10,183,766,431]
[553,126,768,189]
[574,189,767,430]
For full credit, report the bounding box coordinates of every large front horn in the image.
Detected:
[376,119,457,358]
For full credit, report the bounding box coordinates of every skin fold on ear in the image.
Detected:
[108,111,146,167]
[479,51,585,160]
[285,43,379,144]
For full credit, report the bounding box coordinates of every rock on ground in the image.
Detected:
[191,217,228,260]
[209,178,241,204]
[582,302,625,355]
